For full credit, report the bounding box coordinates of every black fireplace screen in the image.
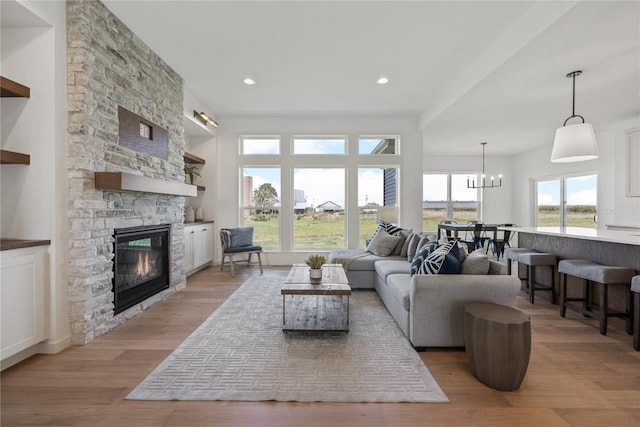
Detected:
[113,224,170,314]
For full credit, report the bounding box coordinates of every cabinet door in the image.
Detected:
[1,248,47,361]
[194,225,213,267]
[184,226,195,272]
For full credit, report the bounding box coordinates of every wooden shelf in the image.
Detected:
[0,149,30,165]
[1,76,30,98]
[184,152,206,164]
[196,185,206,191]
[95,172,197,197]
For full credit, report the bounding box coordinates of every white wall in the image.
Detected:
[213,115,422,265]
[0,0,69,353]
[511,116,640,228]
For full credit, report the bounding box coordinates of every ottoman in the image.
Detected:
[464,302,531,391]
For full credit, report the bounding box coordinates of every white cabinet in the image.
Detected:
[1,245,49,361]
[184,222,213,275]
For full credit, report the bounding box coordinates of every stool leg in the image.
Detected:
[633,292,639,351]
[583,279,590,317]
[549,265,556,305]
[560,273,567,317]
[625,287,632,335]
[528,265,535,304]
[507,259,512,276]
[599,283,608,335]
[257,252,264,274]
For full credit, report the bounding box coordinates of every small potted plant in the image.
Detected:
[183,163,201,184]
[305,254,326,279]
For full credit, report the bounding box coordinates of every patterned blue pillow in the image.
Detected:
[417,241,461,275]
[410,241,438,276]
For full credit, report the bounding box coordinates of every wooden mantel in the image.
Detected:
[95,172,197,197]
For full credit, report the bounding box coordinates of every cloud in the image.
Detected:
[537,193,559,205]
[567,189,597,205]
[358,169,384,205]
[294,168,345,207]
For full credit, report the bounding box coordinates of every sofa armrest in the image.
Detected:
[409,274,521,347]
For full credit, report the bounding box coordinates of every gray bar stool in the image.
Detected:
[518,252,557,304]
[632,276,640,351]
[505,248,538,276]
[559,260,636,335]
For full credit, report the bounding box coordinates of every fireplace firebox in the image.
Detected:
[113,224,170,314]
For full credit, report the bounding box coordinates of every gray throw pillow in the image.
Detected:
[393,229,411,256]
[406,234,420,261]
[461,248,490,275]
[366,229,402,256]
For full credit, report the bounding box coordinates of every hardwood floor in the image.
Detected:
[2,265,639,426]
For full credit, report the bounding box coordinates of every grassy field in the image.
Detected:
[245,205,596,249]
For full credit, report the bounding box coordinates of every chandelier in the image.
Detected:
[467,142,502,189]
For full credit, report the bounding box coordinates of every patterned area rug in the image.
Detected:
[126,276,449,402]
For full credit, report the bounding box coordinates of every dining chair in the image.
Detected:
[439,220,457,241]
[488,224,517,260]
[460,222,483,252]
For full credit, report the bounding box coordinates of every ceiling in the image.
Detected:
[102,1,639,156]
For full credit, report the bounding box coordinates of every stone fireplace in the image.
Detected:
[66,0,187,344]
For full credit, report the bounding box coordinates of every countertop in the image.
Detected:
[1,238,51,251]
[501,226,640,246]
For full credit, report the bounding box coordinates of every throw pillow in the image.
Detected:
[366,229,402,256]
[222,227,254,248]
[461,248,490,275]
[410,240,438,276]
[393,229,412,256]
[406,233,421,261]
[378,220,403,236]
[417,241,461,275]
[457,241,468,265]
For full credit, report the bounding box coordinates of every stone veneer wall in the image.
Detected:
[67,0,186,344]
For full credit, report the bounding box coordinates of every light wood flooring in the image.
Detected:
[2,265,639,426]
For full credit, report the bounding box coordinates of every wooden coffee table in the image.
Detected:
[281,264,351,332]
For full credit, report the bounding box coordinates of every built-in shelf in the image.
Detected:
[196,185,206,191]
[184,152,206,164]
[0,149,30,165]
[0,238,51,251]
[0,76,30,98]
[184,113,216,137]
[95,172,197,197]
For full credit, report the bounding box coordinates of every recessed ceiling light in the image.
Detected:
[377,76,389,85]
[243,77,256,85]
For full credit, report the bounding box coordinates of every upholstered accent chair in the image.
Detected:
[220,227,263,277]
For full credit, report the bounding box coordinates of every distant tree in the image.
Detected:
[253,183,278,208]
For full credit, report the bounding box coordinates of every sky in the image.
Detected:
[242,138,390,155]
[537,175,597,205]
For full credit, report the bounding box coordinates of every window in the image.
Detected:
[535,174,597,228]
[293,137,346,154]
[292,168,345,249]
[241,136,280,155]
[241,167,281,249]
[423,173,479,231]
[358,167,398,247]
[359,137,398,154]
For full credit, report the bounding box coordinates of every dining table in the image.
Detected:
[437,223,500,240]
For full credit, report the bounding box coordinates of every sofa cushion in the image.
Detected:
[418,240,461,275]
[410,241,438,276]
[386,273,411,311]
[375,260,411,282]
[461,248,490,275]
[366,228,401,256]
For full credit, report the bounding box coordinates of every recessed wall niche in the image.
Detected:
[118,106,168,160]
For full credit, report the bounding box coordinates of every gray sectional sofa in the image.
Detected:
[329,248,521,348]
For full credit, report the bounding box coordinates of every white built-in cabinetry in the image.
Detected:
[184,222,214,275]
[1,244,49,362]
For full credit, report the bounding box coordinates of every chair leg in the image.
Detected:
[583,279,590,317]
[626,287,633,335]
[528,265,535,304]
[257,252,263,274]
[229,254,236,277]
[220,254,225,272]
[549,265,556,305]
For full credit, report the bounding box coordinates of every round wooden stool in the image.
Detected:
[464,302,531,391]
